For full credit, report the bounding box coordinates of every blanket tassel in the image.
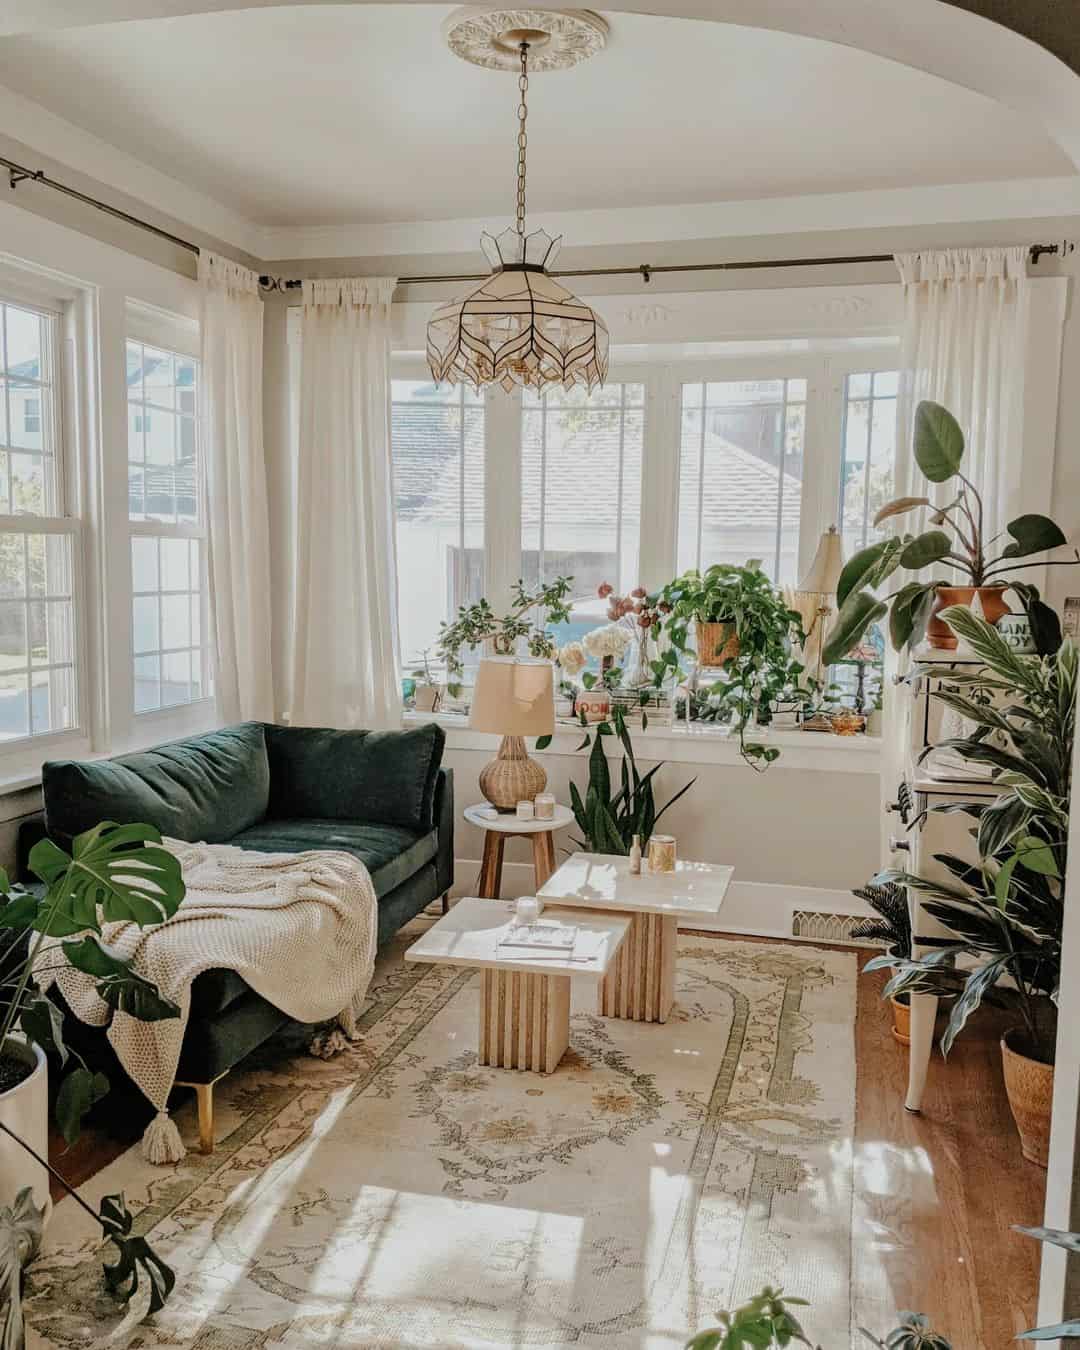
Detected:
[141,1110,187,1165]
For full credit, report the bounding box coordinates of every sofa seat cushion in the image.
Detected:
[229,818,438,901]
[43,722,270,850]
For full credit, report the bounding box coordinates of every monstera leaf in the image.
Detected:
[0,1186,46,1350]
[98,1192,176,1314]
[60,937,181,1022]
[29,822,185,934]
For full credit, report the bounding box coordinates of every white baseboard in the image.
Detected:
[451,859,872,944]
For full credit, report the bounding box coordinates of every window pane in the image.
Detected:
[0,530,77,739]
[391,380,485,671]
[127,340,200,524]
[520,382,644,655]
[3,305,43,380]
[0,304,58,517]
[839,371,899,558]
[676,378,804,584]
[131,535,206,713]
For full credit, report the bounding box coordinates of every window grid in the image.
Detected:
[127,337,208,715]
[0,301,60,518]
[838,370,899,554]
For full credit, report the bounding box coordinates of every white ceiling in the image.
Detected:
[0,3,1072,230]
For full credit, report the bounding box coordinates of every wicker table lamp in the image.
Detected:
[470,657,554,812]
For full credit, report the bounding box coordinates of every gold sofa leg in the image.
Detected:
[194,1083,215,1154]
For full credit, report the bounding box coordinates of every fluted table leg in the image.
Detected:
[598,911,677,1023]
[479,968,571,1073]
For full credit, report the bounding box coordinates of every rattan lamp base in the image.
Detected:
[479,735,547,812]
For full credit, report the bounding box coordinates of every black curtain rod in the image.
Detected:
[3,150,1071,285]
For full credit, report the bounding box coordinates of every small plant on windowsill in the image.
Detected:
[0,823,186,1345]
[436,577,574,680]
[408,649,460,715]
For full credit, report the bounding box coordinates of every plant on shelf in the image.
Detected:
[851,878,914,1045]
[871,603,1073,1166]
[437,577,574,679]
[684,1286,950,1349]
[408,648,460,714]
[648,562,807,768]
[0,823,186,1342]
[568,704,695,855]
[823,400,1078,663]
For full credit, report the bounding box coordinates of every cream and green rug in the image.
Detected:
[25,919,857,1349]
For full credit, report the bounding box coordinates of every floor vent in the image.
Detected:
[791,910,882,947]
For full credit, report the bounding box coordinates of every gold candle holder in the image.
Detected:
[647,834,676,873]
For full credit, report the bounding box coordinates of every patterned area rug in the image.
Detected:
[25,919,857,1349]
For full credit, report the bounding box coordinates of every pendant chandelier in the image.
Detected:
[428,9,610,394]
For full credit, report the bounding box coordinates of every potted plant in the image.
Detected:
[437,576,574,680]
[685,1286,950,1348]
[852,879,914,1044]
[876,603,1072,1167]
[409,648,456,714]
[0,822,185,1342]
[823,400,1078,662]
[568,704,695,854]
[647,562,807,768]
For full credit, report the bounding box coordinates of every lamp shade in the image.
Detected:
[469,657,554,738]
[798,526,845,596]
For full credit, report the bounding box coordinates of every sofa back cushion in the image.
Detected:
[43,722,270,848]
[266,723,445,832]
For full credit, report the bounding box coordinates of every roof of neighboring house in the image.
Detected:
[392,403,800,533]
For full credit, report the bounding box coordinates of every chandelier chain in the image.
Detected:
[516,42,529,238]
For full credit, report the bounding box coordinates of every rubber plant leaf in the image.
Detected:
[913,400,965,482]
[999,514,1067,559]
[899,530,952,570]
[823,592,888,666]
[872,495,932,527]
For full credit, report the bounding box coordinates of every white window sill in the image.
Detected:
[404,711,881,774]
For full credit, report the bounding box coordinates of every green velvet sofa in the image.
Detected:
[17,721,453,1151]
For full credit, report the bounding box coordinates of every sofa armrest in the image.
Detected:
[16,815,47,884]
[433,767,454,897]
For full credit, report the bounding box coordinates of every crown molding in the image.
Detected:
[254,177,1080,262]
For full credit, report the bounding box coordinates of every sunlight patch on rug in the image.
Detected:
[25,927,857,1349]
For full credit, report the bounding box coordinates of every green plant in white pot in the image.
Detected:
[823,400,1077,663]
[0,822,185,1344]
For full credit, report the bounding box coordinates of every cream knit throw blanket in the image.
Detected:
[35,839,378,1164]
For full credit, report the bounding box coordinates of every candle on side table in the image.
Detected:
[648,834,676,873]
[534,793,555,820]
[516,800,535,821]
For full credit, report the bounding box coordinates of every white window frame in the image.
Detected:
[0,274,92,773]
[123,302,213,737]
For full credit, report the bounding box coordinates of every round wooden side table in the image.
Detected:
[464,803,575,898]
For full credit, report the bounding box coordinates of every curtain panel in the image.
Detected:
[290,276,401,731]
[198,251,275,723]
[880,245,1031,860]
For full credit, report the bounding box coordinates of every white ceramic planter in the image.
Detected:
[0,1039,49,1212]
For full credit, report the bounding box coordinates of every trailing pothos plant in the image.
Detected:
[823,400,1077,664]
[647,562,807,769]
[0,822,186,1330]
[567,703,695,855]
[868,604,1073,1065]
[436,576,574,679]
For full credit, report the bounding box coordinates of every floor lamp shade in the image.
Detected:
[470,658,554,811]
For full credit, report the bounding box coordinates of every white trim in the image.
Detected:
[260,177,1080,261]
[450,862,874,941]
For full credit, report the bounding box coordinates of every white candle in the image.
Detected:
[516,896,541,923]
[516,800,535,820]
[534,793,555,820]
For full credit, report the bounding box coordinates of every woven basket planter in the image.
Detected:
[696,620,738,667]
[1001,1028,1054,1168]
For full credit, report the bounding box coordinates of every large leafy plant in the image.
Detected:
[648,562,807,768]
[0,822,186,1330]
[824,400,1076,664]
[569,704,695,854]
[869,605,1073,1064]
[437,576,574,679]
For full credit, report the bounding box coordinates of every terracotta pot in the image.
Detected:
[0,1038,49,1212]
[696,620,738,667]
[890,994,911,1046]
[1000,1028,1054,1168]
[926,585,1010,650]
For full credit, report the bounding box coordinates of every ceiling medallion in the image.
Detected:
[428,8,610,394]
[441,7,609,73]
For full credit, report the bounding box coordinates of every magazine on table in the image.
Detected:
[497,921,580,953]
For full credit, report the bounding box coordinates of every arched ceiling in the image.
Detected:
[1,0,1079,173]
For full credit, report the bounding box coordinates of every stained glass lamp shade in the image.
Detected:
[427,227,609,393]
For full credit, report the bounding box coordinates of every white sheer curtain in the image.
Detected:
[881,246,1030,856]
[289,277,401,730]
[198,251,274,723]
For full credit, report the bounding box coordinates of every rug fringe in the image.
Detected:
[141,1110,186,1165]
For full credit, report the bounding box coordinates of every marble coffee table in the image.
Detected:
[536,852,734,1023]
[404,897,630,1073]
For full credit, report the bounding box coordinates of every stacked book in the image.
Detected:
[609,687,673,730]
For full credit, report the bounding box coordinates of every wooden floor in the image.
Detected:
[47,933,1043,1343]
